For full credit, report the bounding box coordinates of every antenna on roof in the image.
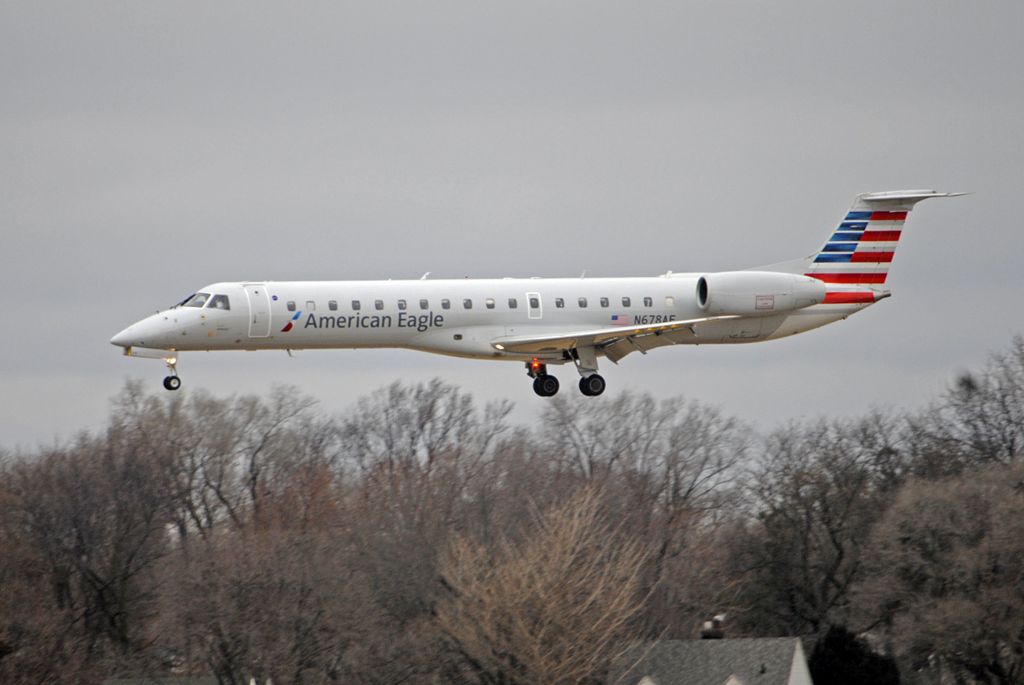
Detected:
[420,272,430,280]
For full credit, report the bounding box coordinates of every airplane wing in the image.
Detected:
[490,315,739,361]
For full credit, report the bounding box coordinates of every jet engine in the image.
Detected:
[696,271,826,316]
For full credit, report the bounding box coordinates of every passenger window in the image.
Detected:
[328,300,338,311]
[555,297,565,308]
[420,299,429,310]
[375,300,384,310]
[463,298,473,309]
[485,298,495,309]
[665,296,675,307]
[622,296,631,307]
[208,294,231,310]
[286,300,296,312]
[398,299,407,311]
[578,297,588,308]
[352,300,361,311]
[442,299,451,310]
[186,293,211,308]
[599,297,609,308]
[306,300,316,312]
[508,298,518,309]
[643,297,653,307]
[529,296,539,309]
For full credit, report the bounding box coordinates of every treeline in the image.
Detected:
[1,337,1023,685]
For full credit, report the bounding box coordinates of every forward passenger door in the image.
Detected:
[243,283,271,337]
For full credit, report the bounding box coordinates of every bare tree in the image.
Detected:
[1,455,96,683]
[538,392,745,489]
[435,488,650,685]
[910,335,1024,475]
[0,426,174,682]
[163,525,385,685]
[12,338,1024,685]
[341,381,514,624]
[731,415,905,635]
[536,392,747,635]
[854,462,1024,684]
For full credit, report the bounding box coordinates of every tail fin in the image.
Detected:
[805,190,964,286]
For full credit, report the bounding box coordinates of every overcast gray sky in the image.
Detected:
[2,1,1023,448]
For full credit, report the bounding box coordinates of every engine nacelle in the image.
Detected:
[696,271,826,316]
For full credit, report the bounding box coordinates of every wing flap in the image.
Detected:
[490,315,739,355]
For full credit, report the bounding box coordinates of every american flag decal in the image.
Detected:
[611,314,632,326]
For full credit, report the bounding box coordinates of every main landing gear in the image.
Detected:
[525,354,607,397]
[572,346,606,397]
[527,359,559,397]
[533,374,560,397]
[578,373,606,397]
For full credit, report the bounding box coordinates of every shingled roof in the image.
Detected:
[611,638,811,685]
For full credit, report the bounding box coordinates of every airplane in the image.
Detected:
[111,190,961,397]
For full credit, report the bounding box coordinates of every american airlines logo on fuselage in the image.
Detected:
[302,311,445,333]
[280,311,302,333]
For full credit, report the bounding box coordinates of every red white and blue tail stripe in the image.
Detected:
[807,208,906,285]
[804,190,963,301]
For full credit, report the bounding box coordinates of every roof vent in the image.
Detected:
[700,613,726,639]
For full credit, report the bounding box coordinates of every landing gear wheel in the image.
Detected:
[533,375,560,397]
[579,374,606,397]
[163,375,181,391]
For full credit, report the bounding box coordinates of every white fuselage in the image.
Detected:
[109,189,958,395]
[110,274,867,365]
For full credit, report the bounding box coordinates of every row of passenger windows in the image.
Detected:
[285,296,671,312]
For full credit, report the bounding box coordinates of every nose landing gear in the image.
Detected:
[162,356,181,391]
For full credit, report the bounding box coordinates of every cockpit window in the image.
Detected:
[182,292,210,308]
[208,294,230,310]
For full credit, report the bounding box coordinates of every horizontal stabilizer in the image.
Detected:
[853,190,967,210]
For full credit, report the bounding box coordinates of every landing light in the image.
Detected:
[495,344,505,350]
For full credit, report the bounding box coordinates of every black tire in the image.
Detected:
[163,376,181,391]
[579,374,605,397]
[533,375,559,397]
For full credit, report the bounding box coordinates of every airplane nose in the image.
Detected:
[111,313,174,349]
[110,326,134,347]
